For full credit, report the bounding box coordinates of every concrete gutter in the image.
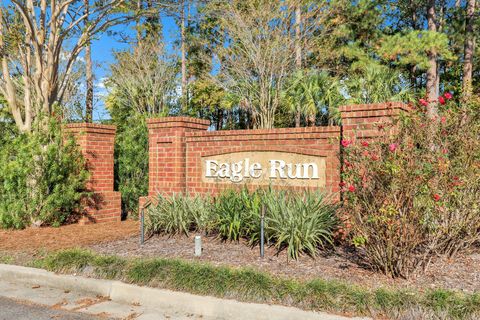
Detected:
[0,264,369,320]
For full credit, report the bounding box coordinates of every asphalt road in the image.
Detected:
[0,296,102,320]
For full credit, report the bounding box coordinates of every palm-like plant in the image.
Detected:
[302,72,346,125]
[146,194,194,236]
[345,64,413,104]
[282,71,306,127]
[282,70,345,126]
[145,188,339,260]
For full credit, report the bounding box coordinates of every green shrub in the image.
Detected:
[0,118,89,229]
[213,191,240,240]
[114,114,148,217]
[264,190,338,260]
[213,189,249,241]
[146,194,196,236]
[341,96,480,278]
[146,188,339,259]
[146,193,214,236]
[190,194,216,233]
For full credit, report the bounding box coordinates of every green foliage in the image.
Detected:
[264,191,338,260]
[344,63,413,105]
[187,78,240,130]
[213,189,248,241]
[188,78,226,115]
[38,248,127,279]
[106,39,179,217]
[377,31,456,69]
[146,188,338,259]
[147,194,194,236]
[0,119,89,229]
[341,97,480,278]
[35,249,480,319]
[105,38,178,117]
[0,253,14,264]
[282,70,346,125]
[146,193,215,236]
[0,121,16,147]
[114,114,149,216]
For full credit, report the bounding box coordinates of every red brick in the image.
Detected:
[65,123,121,223]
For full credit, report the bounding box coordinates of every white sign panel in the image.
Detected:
[201,151,326,187]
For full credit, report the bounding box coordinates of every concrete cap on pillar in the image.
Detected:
[147,117,210,131]
[339,102,411,120]
[64,123,117,135]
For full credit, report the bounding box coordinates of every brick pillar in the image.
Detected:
[146,117,210,197]
[65,123,121,223]
[340,102,410,139]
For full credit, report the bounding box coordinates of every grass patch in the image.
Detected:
[33,248,480,319]
[0,253,14,264]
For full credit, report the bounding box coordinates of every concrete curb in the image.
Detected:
[0,264,368,320]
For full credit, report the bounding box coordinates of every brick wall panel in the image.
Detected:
[142,103,408,208]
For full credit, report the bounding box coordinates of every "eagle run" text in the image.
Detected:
[205,158,319,183]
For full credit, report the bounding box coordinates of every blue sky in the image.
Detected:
[3,0,182,121]
[91,16,179,120]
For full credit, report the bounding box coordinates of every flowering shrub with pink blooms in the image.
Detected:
[340,95,480,278]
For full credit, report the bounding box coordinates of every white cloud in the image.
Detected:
[95,77,107,90]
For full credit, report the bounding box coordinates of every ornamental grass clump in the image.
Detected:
[263,190,338,260]
[146,188,339,260]
[146,193,214,236]
[213,189,250,241]
[341,94,480,278]
[212,188,339,259]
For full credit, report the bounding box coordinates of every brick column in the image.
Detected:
[340,102,410,140]
[146,117,210,197]
[65,123,121,223]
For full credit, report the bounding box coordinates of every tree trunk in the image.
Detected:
[216,108,223,130]
[462,0,476,98]
[181,0,188,113]
[144,0,161,39]
[85,45,93,123]
[85,0,93,123]
[426,0,439,118]
[409,1,418,90]
[410,0,418,29]
[294,112,301,127]
[136,0,142,42]
[1,8,27,132]
[295,5,302,127]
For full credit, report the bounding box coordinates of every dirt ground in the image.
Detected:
[1,221,479,294]
[90,233,480,294]
[0,220,138,252]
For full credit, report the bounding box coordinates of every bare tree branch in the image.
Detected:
[1,0,145,132]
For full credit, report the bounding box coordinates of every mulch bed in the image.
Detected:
[0,220,139,252]
[90,233,480,294]
[1,221,478,294]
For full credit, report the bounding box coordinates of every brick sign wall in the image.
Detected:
[144,102,410,201]
[65,102,410,222]
[146,120,341,197]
